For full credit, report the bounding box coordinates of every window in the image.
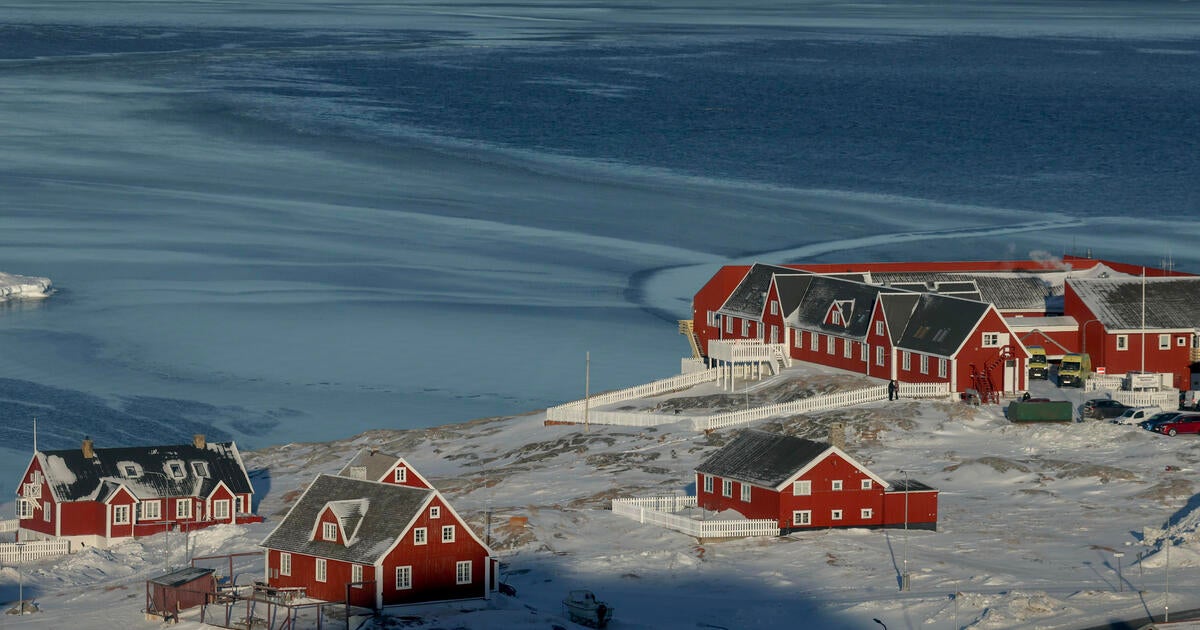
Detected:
[1160,334,1171,350]
[770,301,779,315]
[826,335,835,355]
[442,525,456,543]
[456,560,472,585]
[831,480,843,491]
[724,317,732,334]
[861,479,873,490]
[23,482,40,499]
[140,500,161,521]
[707,311,719,327]
[414,527,427,545]
[113,504,130,525]
[938,358,947,378]
[17,500,33,519]
[722,479,732,497]
[396,566,412,590]
[191,462,209,478]
[810,332,819,352]
[703,475,713,493]
[121,463,142,478]
[876,346,885,366]
[236,496,245,515]
[1117,335,1128,351]
[351,564,363,587]
[740,483,751,502]
[843,339,852,359]
[902,351,911,371]
[831,509,843,521]
[793,480,811,496]
[394,467,407,483]
[1179,336,1187,347]
[982,333,1000,347]
[793,330,802,349]
[280,553,292,576]
[919,354,929,374]
[430,506,441,519]
[212,500,230,520]
[177,500,192,519]
[793,510,811,526]
[315,558,327,583]
[861,508,873,519]
[167,461,186,479]
[860,343,868,362]
[876,321,884,336]
[43,501,51,522]
[323,522,338,542]
[741,320,749,336]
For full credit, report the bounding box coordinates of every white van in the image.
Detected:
[1112,406,1164,425]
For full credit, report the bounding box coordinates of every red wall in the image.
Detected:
[692,265,752,356]
[380,463,433,490]
[379,495,490,605]
[882,491,939,528]
[1064,284,1192,386]
[17,459,56,537]
[951,308,1030,393]
[267,549,377,607]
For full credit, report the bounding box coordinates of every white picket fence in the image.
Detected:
[611,497,779,538]
[0,539,72,564]
[545,369,719,423]
[548,377,952,432]
[1085,374,1179,409]
[0,519,17,534]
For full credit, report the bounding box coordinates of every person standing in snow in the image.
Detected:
[888,379,898,401]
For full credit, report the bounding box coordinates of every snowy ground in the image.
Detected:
[3,362,1199,629]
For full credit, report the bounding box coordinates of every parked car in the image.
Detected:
[1140,411,1185,431]
[1081,398,1131,420]
[1155,415,1200,436]
[1112,406,1165,425]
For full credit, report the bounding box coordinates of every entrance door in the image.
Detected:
[1004,359,1016,393]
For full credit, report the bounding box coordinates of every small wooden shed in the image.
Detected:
[146,567,217,620]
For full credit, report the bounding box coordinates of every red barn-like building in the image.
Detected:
[260,466,496,609]
[16,435,260,548]
[696,430,937,532]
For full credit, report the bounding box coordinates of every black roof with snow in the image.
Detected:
[719,263,807,317]
[1069,277,1200,330]
[785,275,907,339]
[38,441,252,504]
[878,293,922,345]
[149,567,216,588]
[875,272,1051,311]
[695,430,830,488]
[261,474,433,565]
[894,294,991,357]
[337,448,402,483]
[886,479,936,492]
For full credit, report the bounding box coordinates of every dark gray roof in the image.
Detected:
[149,567,216,588]
[261,474,433,565]
[878,293,922,345]
[774,275,815,320]
[695,430,830,488]
[719,263,807,318]
[886,479,936,492]
[894,294,991,357]
[875,272,1052,311]
[1069,277,1200,331]
[786,276,906,339]
[38,441,252,504]
[337,449,400,483]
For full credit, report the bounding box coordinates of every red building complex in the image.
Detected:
[696,430,937,532]
[688,256,1200,396]
[16,435,260,548]
[260,451,496,609]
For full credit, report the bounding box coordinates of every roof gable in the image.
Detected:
[786,276,903,338]
[894,294,991,356]
[338,449,434,489]
[719,263,808,318]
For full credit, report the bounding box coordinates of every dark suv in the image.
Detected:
[1080,398,1131,420]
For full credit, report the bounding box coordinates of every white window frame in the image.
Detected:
[1116,335,1128,351]
[876,346,885,366]
[456,560,472,585]
[414,527,427,545]
[861,479,873,490]
[315,558,327,583]
[703,475,713,493]
[771,301,779,316]
[793,329,802,349]
[707,310,719,327]
[938,358,947,378]
[236,495,245,515]
[810,332,819,352]
[793,480,811,496]
[430,506,441,519]
[351,564,364,587]
[725,316,732,334]
[140,500,161,521]
[793,510,811,526]
[396,566,412,590]
[741,320,750,337]
[982,332,1000,347]
[167,461,186,479]
[176,499,192,519]
[722,479,732,497]
[1178,336,1187,347]
[23,482,40,499]
[280,552,292,576]
[113,504,130,525]
[212,499,230,520]
[1159,334,1171,350]
[17,499,33,519]
[43,501,51,522]
[860,343,868,362]
[831,480,843,491]
[442,525,456,543]
[861,508,873,519]
[902,351,911,371]
[191,461,209,478]
[843,339,853,358]
[831,509,843,521]
[827,335,835,355]
[323,522,338,542]
[876,320,885,336]
[740,483,751,502]
[920,354,929,374]
[394,467,407,483]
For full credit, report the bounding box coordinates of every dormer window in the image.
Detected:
[322,522,338,542]
[165,460,186,479]
[190,461,209,478]
[394,467,407,483]
[118,462,143,478]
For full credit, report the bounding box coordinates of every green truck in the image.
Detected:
[1027,345,1049,380]
[1058,353,1091,388]
[1006,399,1075,422]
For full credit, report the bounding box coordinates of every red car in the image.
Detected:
[1155,415,1200,436]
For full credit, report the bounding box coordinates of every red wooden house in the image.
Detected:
[696,429,937,532]
[16,435,259,549]
[337,448,434,490]
[260,471,496,609]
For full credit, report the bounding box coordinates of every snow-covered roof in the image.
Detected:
[1069,276,1200,331]
[37,440,253,504]
[874,272,1052,311]
[696,430,832,488]
[718,263,806,318]
[893,294,992,358]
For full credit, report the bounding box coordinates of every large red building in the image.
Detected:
[260,452,496,609]
[16,435,260,548]
[696,430,937,532]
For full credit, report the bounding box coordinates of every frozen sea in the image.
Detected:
[1,0,1199,467]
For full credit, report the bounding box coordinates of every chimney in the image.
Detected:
[193,434,206,449]
[82,437,95,459]
[828,423,845,451]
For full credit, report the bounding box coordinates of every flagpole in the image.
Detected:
[1141,268,1146,374]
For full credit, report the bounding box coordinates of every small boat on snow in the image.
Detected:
[563,589,612,628]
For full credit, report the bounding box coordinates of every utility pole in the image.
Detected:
[584,352,590,433]
[902,470,910,591]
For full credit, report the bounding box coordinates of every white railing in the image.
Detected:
[708,340,786,364]
[899,382,953,398]
[612,497,779,538]
[546,369,719,422]
[0,519,17,534]
[0,539,72,564]
[1113,390,1179,409]
[1086,374,1124,391]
